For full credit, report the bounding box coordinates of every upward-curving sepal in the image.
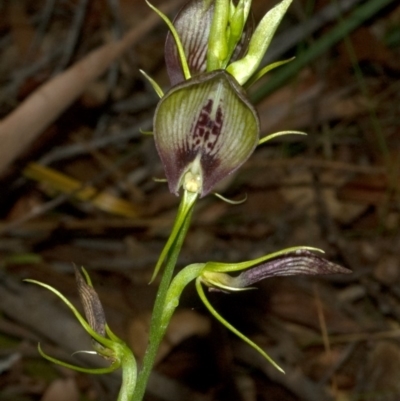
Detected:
[227,0,293,85]
[154,69,259,197]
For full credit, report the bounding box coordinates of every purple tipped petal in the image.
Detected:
[237,250,351,287]
[154,70,259,196]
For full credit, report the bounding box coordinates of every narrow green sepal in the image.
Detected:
[80,266,93,286]
[105,324,123,343]
[258,130,307,146]
[139,69,164,98]
[196,278,284,373]
[227,0,293,85]
[140,130,154,136]
[146,0,191,80]
[213,192,247,205]
[38,343,120,374]
[227,0,245,58]
[245,57,295,88]
[226,0,251,63]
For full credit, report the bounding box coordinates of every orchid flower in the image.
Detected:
[147,0,294,198]
[25,267,136,401]
[147,0,298,280]
[161,247,350,372]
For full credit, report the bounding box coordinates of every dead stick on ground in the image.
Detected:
[0,0,182,176]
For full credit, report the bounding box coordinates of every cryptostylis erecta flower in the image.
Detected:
[154,70,259,197]
[25,268,137,401]
[161,247,350,373]
[147,0,294,198]
[147,0,297,280]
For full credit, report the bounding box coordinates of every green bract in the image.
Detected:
[226,0,293,84]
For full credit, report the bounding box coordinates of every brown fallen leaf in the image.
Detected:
[24,162,141,217]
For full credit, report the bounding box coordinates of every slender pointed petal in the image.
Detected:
[154,70,259,196]
[196,278,284,372]
[227,0,293,85]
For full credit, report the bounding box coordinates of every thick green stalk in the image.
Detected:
[132,193,196,401]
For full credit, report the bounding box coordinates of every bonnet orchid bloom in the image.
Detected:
[25,267,136,401]
[149,0,293,198]
[161,247,350,373]
[147,0,295,280]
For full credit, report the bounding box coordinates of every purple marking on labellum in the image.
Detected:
[189,99,224,155]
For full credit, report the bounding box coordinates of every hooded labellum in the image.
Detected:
[194,248,350,373]
[154,69,259,197]
[235,249,351,287]
[201,249,351,292]
[165,0,254,85]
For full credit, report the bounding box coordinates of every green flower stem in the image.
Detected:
[119,348,137,401]
[132,192,197,401]
[160,263,205,330]
[150,190,198,281]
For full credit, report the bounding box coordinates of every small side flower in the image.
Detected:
[25,267,137,399]
[196,247,351,372]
